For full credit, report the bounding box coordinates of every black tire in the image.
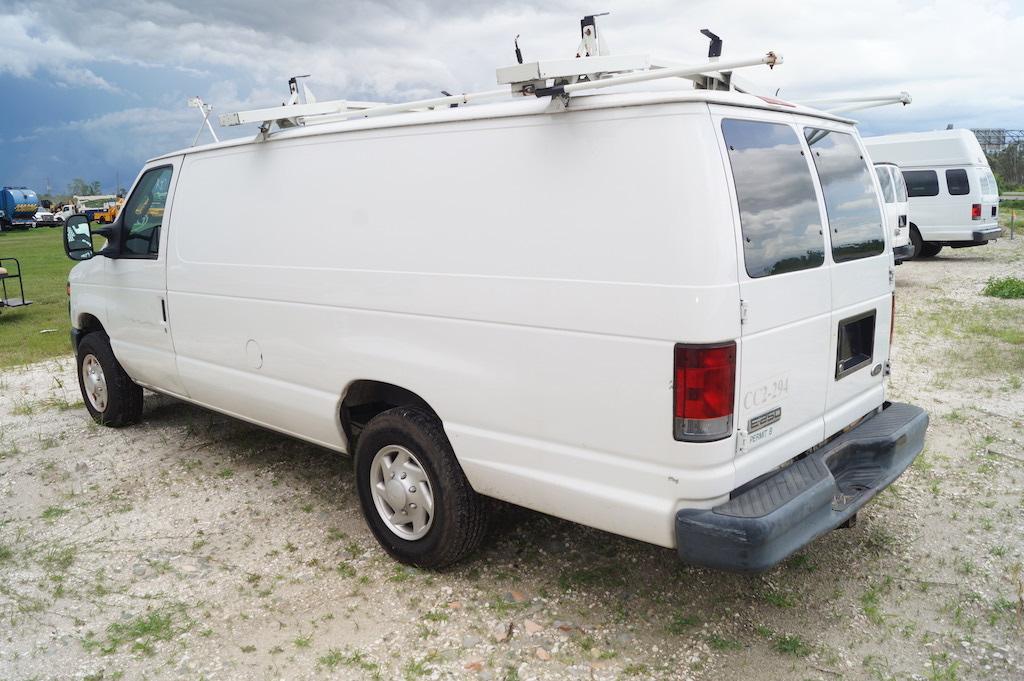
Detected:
[76,332,144,427]
[909,225,923,259]
[918,242,943,258]
[354,407,488,568]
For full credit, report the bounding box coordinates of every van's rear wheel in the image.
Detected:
[76,332,144,427]
[918,242,943,258]
[354,407,488,568]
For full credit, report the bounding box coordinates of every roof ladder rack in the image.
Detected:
[218,15,781,139]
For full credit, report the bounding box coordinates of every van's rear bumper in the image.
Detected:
[675,402,928,573]
[971,226,1002,242]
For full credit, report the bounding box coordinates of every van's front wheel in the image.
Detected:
[354,407,488,568]
[76,332,144,427]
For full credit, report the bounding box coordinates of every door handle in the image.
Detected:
[160,298,167,323]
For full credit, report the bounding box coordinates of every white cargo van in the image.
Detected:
[873,162,913,262]
[863,129,1000,258]
[61,43,926,572]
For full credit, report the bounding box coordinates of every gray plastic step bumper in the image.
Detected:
[676,402,928,573]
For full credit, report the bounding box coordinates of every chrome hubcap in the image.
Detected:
[81,354,107,412]
[369,445,434,540]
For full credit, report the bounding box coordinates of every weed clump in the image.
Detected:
[982,276,1024,299]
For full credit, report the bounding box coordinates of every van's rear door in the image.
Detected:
[979,167,1000,223]
[714,111,831,479]
[802,124,892,437]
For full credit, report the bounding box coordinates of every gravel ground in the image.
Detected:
[1,237,1022,681]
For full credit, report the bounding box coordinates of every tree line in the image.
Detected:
[987,144,1024,192]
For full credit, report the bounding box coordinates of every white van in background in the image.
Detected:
[863,129,1000,258]
[873,162,913,263]
[60,46,927,573]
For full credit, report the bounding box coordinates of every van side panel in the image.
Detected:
[165,104,741,547]
[864,130,998,242]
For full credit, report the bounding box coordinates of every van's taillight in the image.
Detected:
[673,342,736,442]
[972,203,982,220]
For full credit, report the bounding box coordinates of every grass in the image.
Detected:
[41,505,70,521]
[705,633,743,651]
[773,634,812,657]
[83,606,190,656]
[665,612,700,634]
[915,298,1024,377]
[983,276,1024,299]
[318,649,379,674]
[0,227,84,367]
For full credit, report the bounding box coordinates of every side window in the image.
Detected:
[874,166,895,203]
[903,170,939,197]
[721,119,824,278]
[891,167,908,202]
[122,166,173,257]
[804,128,885,262]
[945,168,970,196]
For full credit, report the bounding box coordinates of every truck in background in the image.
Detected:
[73,195,117,223]
[93,196,125,224]
[0,187,40,232]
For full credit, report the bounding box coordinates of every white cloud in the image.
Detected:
[5,0,1023,119]
[0,11,120,91]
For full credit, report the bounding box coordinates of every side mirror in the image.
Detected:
[63,215,95,261]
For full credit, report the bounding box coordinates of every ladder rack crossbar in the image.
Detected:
[795,92,912,114]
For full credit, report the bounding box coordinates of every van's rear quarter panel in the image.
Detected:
[165,104,741,547]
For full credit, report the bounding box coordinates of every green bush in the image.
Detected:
[983,276,1024,299]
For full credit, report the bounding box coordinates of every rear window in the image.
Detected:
[945,169,970,195]
[804,128,885,262]
[874,166,895,203]
[903,170,939,197]
[979,169,999,195]
[892,167,908,202]
[721,119,825,278]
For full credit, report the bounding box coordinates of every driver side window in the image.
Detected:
[122,166,172,257]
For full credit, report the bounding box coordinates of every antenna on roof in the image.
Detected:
[514,35,524,64]
[187,96,219,146]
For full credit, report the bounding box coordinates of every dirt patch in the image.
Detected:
[1,239,1022,680]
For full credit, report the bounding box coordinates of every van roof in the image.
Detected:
[863,128,989,168]
[152,88,856,163]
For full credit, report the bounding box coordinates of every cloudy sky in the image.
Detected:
[1,0,1021,196]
